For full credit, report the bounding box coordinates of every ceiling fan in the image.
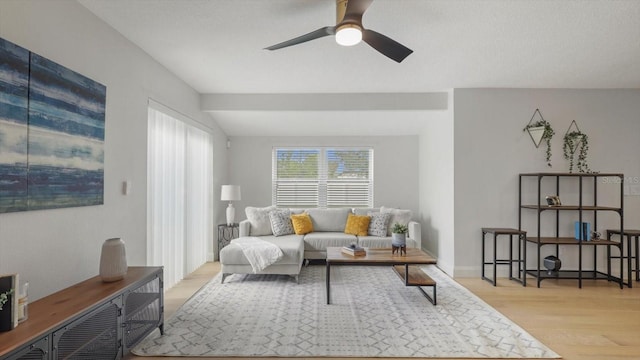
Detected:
[265,0,413,63]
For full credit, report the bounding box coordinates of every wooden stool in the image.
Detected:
[606,229,640,288]
[481,228,527,286]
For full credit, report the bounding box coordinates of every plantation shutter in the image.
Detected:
[272,147,373,208]
[326,149,373,208]
[272,149,320,208]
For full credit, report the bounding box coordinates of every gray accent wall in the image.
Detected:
[226,135,420,223]
[452,88,640,277]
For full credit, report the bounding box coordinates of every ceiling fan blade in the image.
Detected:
[362,29,413,63]
[265,26,336,50]
[342,0,373,24]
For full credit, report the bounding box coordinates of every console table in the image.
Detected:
[0,266,163,360]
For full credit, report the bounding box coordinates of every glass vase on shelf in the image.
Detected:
[18,281,28,323]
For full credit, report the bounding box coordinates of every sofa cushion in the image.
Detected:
[367,212,391,237]
[245,206,276,236]
[221,235,303,265]
[353,207,379,216]
[380,206,412,236]
[306,208,351,232]
[291,213,314,235]
[344,213,370,236]
[269,209,294,237]
[303,232,356,251]
[358,236,418,249]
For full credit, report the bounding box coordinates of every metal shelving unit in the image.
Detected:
[518,172,625,288]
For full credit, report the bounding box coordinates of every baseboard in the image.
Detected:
[420,248,456,278]
[455,265,517,278]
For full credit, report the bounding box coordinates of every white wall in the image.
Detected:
[453,88,640,277]
[226,136,420,220]
[0,0,228,300]
[418,91,455,275]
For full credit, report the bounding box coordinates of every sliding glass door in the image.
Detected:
[147,104,213,289]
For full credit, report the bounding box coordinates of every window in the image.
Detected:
[272,147,373,208]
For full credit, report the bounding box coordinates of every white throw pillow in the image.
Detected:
[245,205,277,236]
[380,206,412,236]
[269,209,294,237]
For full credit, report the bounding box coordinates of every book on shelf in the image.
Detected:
[0,273,19,332]
[574,221,591,241]
[342,246,366,256]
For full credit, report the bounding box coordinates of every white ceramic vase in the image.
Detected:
[391,233,406,247]
[99,238,127,282]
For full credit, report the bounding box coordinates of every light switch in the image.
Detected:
[122,181,131,195]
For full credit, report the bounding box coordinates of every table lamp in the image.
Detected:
[221,185,241,226]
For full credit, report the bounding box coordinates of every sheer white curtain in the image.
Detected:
[147,104,212,289]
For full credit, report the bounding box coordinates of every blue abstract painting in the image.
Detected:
[0,38,29,213]
[0,37,106,213]
[27,54,106,210]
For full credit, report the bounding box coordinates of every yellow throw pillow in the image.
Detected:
[290,213,314,235]
[344,213,371,236]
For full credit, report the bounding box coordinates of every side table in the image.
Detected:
[481,227,527,286]
[606,229,640,288]
[218,223,239,260]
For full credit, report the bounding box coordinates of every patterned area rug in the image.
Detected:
[133,265,560,358]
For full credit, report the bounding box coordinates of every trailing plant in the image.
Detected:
[524,120,555,167]
[563,131,591,173]
[391,223,408,234]
[0,289,13,311]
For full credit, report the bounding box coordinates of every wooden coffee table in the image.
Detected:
[325,247,438,305]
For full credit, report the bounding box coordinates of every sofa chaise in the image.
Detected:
[219,206,421,282]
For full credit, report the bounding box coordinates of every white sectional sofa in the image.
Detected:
[219,206,421,282]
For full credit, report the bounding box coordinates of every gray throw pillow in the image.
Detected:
[367,212,391,237]
[269,209,294,237]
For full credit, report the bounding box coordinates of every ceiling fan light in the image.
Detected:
[335,24,362,46]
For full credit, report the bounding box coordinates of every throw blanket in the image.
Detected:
[233,237,283,273]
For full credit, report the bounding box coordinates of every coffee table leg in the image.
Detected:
[405,264,409,286]
[326,262,331,304]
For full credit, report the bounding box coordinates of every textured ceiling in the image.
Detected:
[79,0,640,135]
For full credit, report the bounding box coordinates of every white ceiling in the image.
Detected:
[79,0,640,136]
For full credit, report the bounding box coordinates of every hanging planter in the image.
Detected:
[562,120,591,173]
[523,109,555,167]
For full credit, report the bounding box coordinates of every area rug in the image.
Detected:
[132,265,560,358]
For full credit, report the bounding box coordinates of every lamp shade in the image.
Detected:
[221,185,241,201]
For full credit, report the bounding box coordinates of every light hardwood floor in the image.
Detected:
[129,262,640,360]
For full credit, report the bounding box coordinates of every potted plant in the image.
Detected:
[0,289,12,311]
[563,130,590,173]
[524,119,555,167]
[391,223,408,247]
